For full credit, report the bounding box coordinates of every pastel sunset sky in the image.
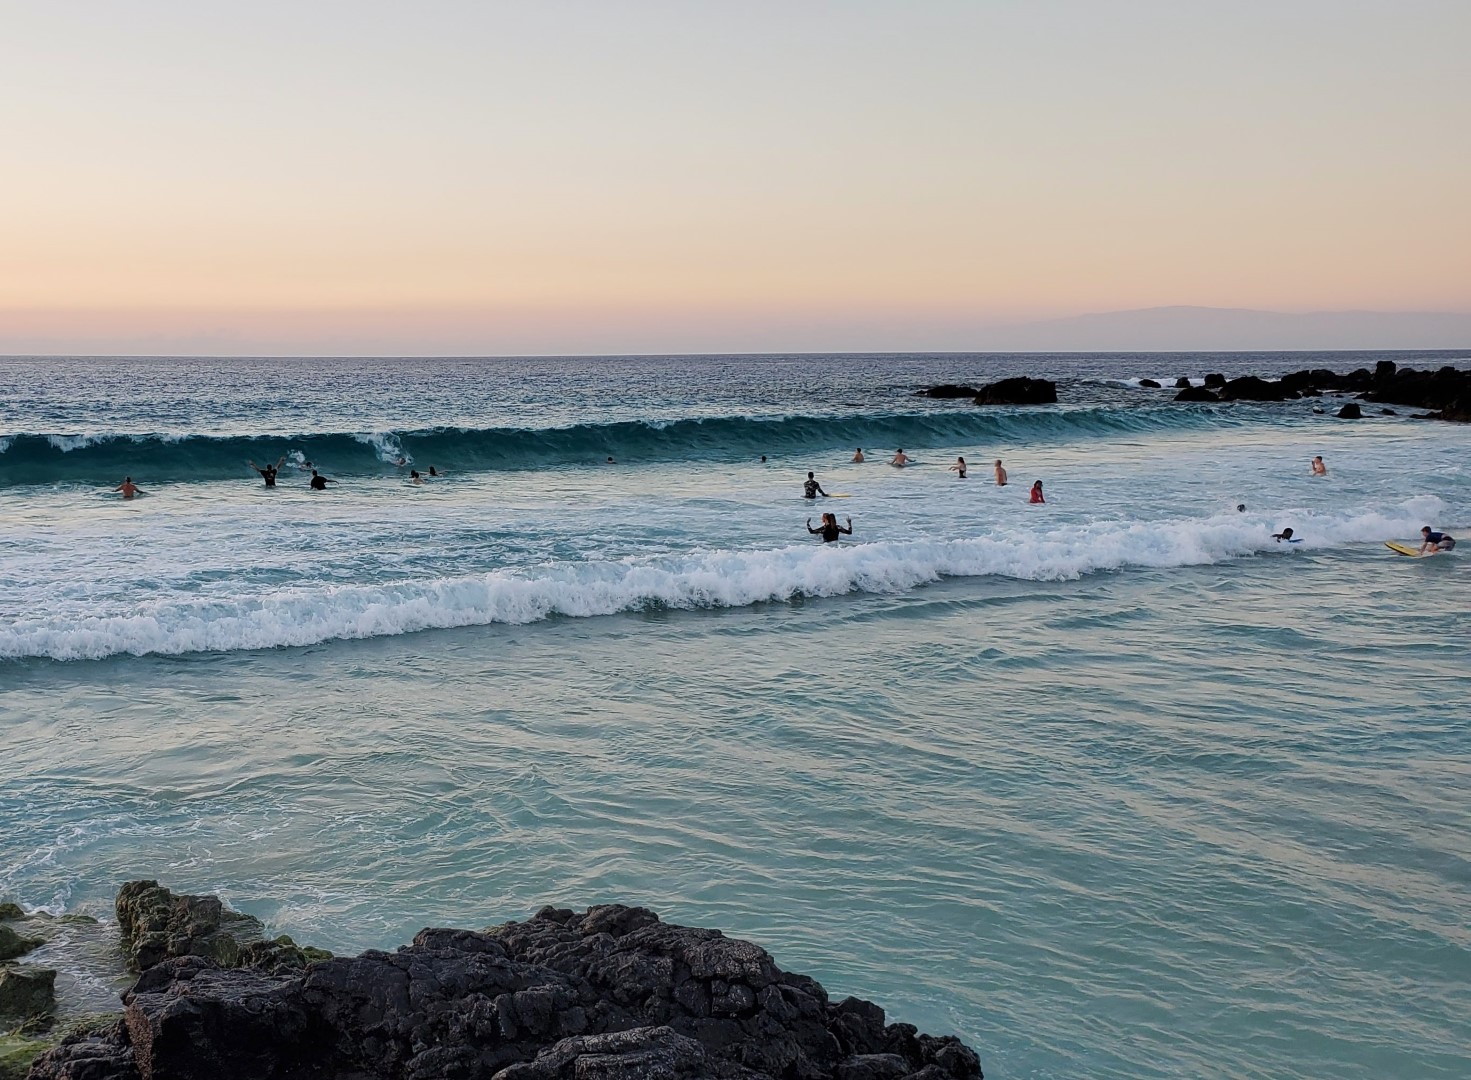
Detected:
[3,1,1468,354]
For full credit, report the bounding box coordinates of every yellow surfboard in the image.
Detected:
[1385,541,1421,557]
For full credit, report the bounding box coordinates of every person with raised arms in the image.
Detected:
[248,457,287,487]
[807,513,852,543]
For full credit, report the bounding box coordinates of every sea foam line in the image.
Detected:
[0,501,1445,662]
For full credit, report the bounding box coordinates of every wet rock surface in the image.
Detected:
[973,377,1056,405]
[30,898,982,1080]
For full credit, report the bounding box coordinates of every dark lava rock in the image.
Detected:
[0,967,55,1020]
[1203,373,1226,388]
[1174,377,1191,389]
[0,926,44,963]
[1380,408,1397,416]
[1337,402,1362,419]
[32,901,983,1080]
[1362,364,1471,422]
[1217,376,1296,402]
[1138,379,1161,389]
[1174,386,1219,402]
[974,377,1056,405]
[918,384,978,399]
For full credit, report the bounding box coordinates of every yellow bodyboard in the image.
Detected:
[1385,541,1421,557]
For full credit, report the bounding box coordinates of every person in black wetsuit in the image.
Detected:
[803,471,828,499]
[309,469,336,490]
[248,457,286,487]
[807,513,852,543]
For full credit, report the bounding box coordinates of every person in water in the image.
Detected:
[1237,504,1247,513]
[1273,528,1295,542]
[803,471,829,499]
[428,466,441,477]
[248,457,287,487]
[113,477,142,499]
[994,459,1007,486]
[807,513,852,543]
[949,456,967,478]
[309,469,336,491]
[760,455,767,463]
[1029,480,1045,504]
[891,448,909,467]
[1311,455,1327,476]
[852,448,864,463]
[1419,526,1456,554]
[410,469,423,484]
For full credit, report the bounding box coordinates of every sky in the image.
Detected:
[1,0,1468,354]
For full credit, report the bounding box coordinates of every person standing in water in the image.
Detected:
[248,457,286,487]
[994,459,1008,486]
[949,456,967,478]
[803,471,829,499]
[1029,480,1045,504]
[852,448,864,463]
[807,513,852,543]
[309,469,336,491]
[1419,526,1456,554]
[113,477,142,499]
[891,448,909,467]
[1311,455,1327,476]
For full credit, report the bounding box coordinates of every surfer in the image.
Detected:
[113,477,142,499]
[1419,526,1456,554]
[891,449,909,467]
[807,513,852,543]
[949,456,967,478]
[803,472,829,499]
[1273,528,1295,542]
[994,459,1008,486]
[1029,480,1045,504]
[852,448,864,463]
[309,469,336,491]
[248,457,286,487]
[1311,455,1327,476]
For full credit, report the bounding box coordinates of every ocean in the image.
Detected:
[2,352,1468,1079]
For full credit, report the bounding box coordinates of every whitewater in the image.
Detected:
[2,352,1469,1080]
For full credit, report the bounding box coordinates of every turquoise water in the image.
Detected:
[2,354,1469,1078]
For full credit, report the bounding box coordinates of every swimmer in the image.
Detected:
[1029,480,1045,504]
[428,466,441,477]
[994,459,1007,486]
[852,448,864,463]
[113,476,142,499]
[308,469,337,491]
[606,456,616,464]
[410,469,423,484]
[760,455,767,463]
[891,449,909,467]
[807,513,852,543]
[1237,504,1247,513]
[248,457,287,487]
[1272,528,1294,542]
[803,471,829,499]
[949,456,967,478]
[1419,526,1456,554]
[1311,455,1327,476]
[394,456,408,467]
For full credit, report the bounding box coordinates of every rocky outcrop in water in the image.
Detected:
[916,384,978,399]
[29,891,982,1080]
[1170,361,1470,419]
[973,377,1056,406]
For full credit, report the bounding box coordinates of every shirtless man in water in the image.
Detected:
[1311,455,1327,476]
[891,449,909,467]
[994,459,1008,486]
[113,477,142,499]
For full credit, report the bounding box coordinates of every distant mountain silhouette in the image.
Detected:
[974,306,1471,351]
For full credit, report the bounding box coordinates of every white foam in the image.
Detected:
[0,500,1445,662]
[354,432,411,465]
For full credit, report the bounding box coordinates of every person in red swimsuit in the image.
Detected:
[1029,480,1045,504]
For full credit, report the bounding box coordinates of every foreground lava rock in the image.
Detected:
[30,896,982,1080]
